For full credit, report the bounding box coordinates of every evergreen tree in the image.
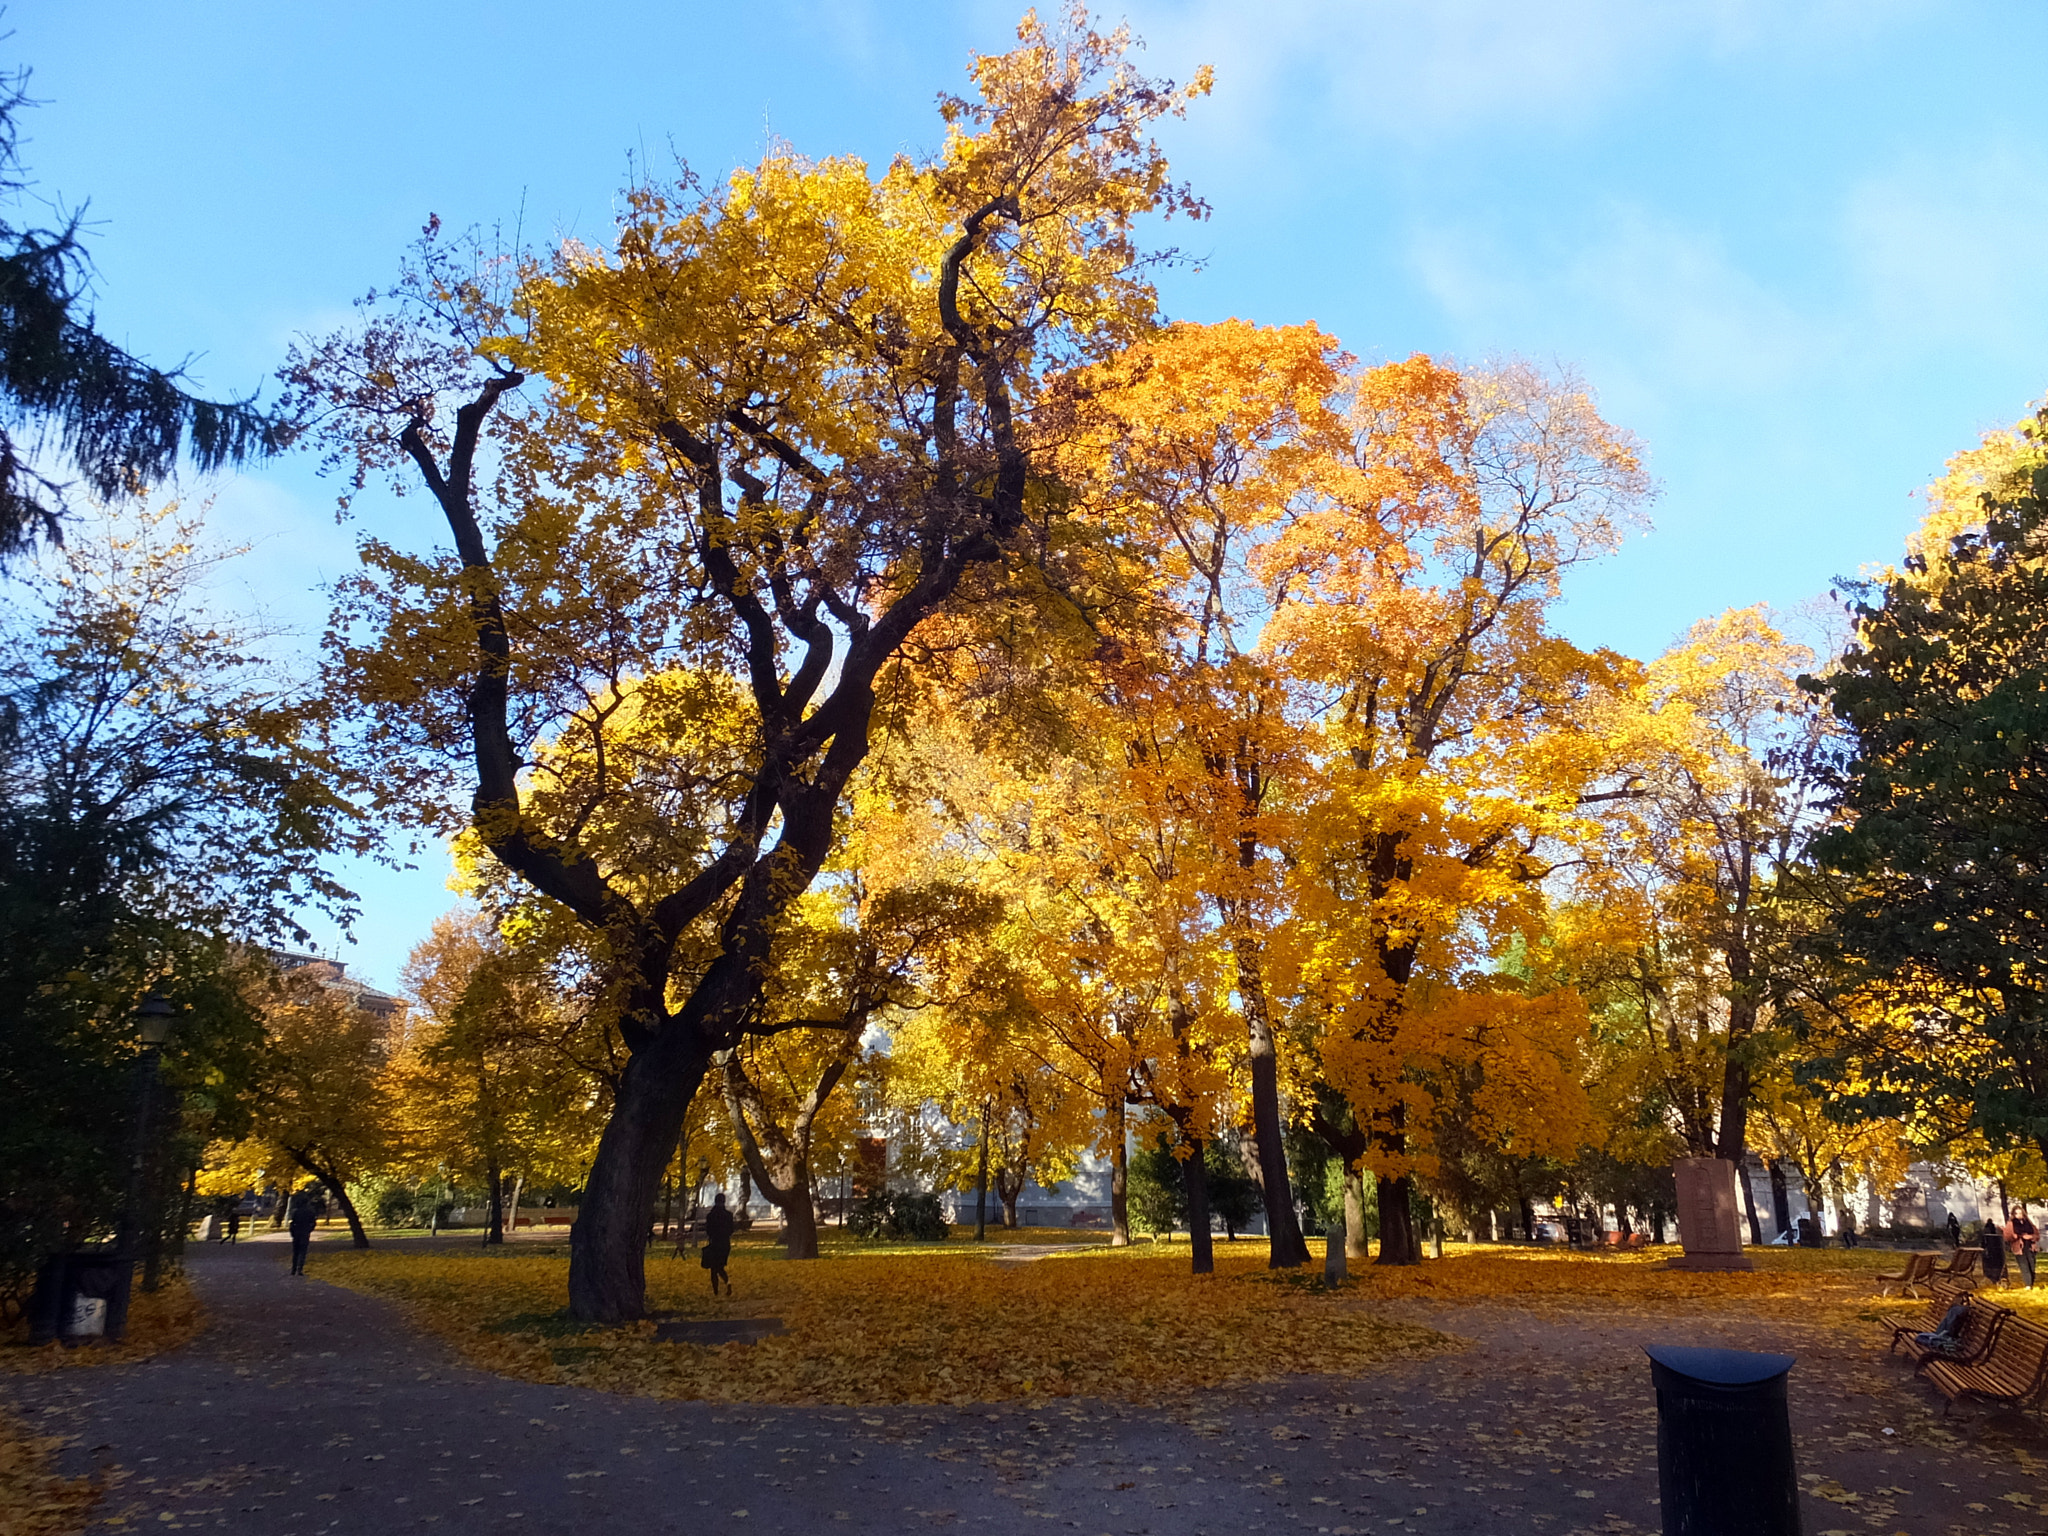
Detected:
[0,67,287,554]
[1807,402,2048,1161]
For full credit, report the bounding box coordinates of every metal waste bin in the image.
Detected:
[1646,1345,1801,1536]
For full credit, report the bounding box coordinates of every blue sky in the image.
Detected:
[13,0,2047,988]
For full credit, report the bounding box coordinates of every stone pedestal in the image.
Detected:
[1669,1156,1753,1272]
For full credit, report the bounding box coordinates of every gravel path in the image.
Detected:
[5,1237,2043,1535]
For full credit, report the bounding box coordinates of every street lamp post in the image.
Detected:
[106,994,175,1343]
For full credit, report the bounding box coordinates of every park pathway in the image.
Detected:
[5,1236,2042,1535]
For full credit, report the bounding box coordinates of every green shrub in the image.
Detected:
[849,1190,950,1241]
[376,1186,420,1228]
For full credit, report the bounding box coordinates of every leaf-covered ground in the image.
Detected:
[314,1234,1455,1405]
[0,1274,200,1535]
[309,1234,2002,1409]
[10,1238,2045,1535]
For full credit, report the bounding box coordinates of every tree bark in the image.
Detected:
[1342,1169,1369,1261]
[485,1155,505,1246]
[1240,977,1309,1267]
[1738,1155,1764,1245]
[1109,1104,1130,1247]
[1375,1172,1422,1265]
[1766,1158,1791,1237]
[1181,1140,1214,1275]
[569,1038,707,1321]
[996,1163,1024,1228]
[974,1101,991,1242]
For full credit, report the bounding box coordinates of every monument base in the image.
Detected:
[1664,1253,1755,1272]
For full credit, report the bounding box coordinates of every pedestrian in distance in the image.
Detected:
[1840,1209,1859,1249]
[2006,1207,2039,1289]
[1980,1216,2008,1284]
[701,1191,735,1297]
[288,1188,319,1276]
[1946,1211,1963,1249]
[224,1207,240,1245]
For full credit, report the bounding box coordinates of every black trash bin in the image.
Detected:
[26,1251,126,1344]
[1646,1345,1801,1536]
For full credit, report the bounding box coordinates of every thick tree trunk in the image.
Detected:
[1181,1141,1214,1276]
[779,1169,820,1260]
[996,1165,1023,1229]
[569,1039,708,1323]
[1243,1008,1309,1267]
[1109,1107,1130,1247]
[1343,1169,1370,1261]
[485,1156,505,1246]
[1375,1172,1422,1265]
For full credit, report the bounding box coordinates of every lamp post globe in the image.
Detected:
[137,994,175,1046]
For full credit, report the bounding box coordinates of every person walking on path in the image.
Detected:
[1840,1210,1858,1249]
[1947,1211,1963,1249]
[2005,1208,2038,1288]
[224,1207,241,1245]
[288,1189,319,1277]
[701,1191,735,1297]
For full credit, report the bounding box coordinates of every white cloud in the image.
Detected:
[1126,0,1930,145]
[1843,141,2048,362]
[1408,207,1830,401]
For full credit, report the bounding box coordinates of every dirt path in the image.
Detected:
[5,1237,2041,1534]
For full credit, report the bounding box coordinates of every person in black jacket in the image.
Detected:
[288,1188,320,1276]
[701,1192,735,1297]
[1946,1211,1963,1249]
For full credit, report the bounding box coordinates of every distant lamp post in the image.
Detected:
[106,993,175,1342]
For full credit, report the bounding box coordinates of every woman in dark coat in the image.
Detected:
[701,1191,735,1297]
[1980,1216,2008,1283]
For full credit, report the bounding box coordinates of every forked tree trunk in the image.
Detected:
[569,1039,709,1322]
[1375,1173,1422,1266]
[996,1164,1024,1228]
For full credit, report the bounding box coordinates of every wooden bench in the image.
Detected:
[1923,1313,2048,1413]
[1937,1246,1984,1280]
[1880,1276,1974,1353]
[1900,1294,2012,1371]
[1877,1251,1939,1297]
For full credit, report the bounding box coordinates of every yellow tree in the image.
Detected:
[389,908,607,1242]
[228,972,398,1247]
[1045,317,1356,1268]
[283,13,1210,1322]
[1270,357,1654,1263]
[1599,606,1840,1238]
